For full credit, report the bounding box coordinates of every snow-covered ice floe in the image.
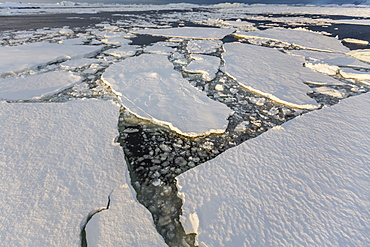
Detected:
[102,54,231,135]
[178,92,370,247]
[0,42,104,75]
[347,49,370,63]
[0,100,164,246]
[223,43,328,109]
[235,28,350,53]
[0,71,81,100]
[132,27,235,40]
[184,54,220,81]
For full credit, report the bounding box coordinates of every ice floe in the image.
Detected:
[186,40,223,54]
[0,71,81,100]
[235,28,350,53]
[184,54,220,81]
[132,27,235,40]
[347,49,370,63]
[223,43,327,109]
[0,100,162,246]
[102,53,231,135]
[178,92,370,247]
[0,42,104,75]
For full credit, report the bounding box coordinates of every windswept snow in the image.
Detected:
[0,42,104,75]
[235,28,350,53]
[85,185,167,247]
[186,40,222,54]
[0,100,163,246]
[223,43,326,109]
[0,71,81,100]
[102,54,231,135]
[133,27,235,40]
[178,92,370,247]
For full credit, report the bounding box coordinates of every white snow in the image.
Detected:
[187,40,223,54]
[102,53,231,135]
[178,92,370,247]
[0,100,163,246]
[0,42,104,76]
[132,27,235,40]
[85,185,167,247]
[223,43,325,109]
[347,49,370,63]
[144,44,174,55]
[343,38,369,46]
[235,28,350,53]
[185,54,220,81]
[288,49,370,69]
[0,71,81,100]
[103,45,139,58]
[339,67,370,81]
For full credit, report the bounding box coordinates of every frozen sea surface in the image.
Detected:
[178,92,370,247]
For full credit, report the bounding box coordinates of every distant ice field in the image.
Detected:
[1,3,369,247]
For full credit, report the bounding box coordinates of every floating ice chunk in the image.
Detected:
[60,38,86,45]
[178,92,370,247]
[221,20,254,27]
[102,54,231,135]
[342,38,369,46]
[144,44,174,55]
[0,42,104,75]
[133,27,235,40]
[101,36,131,45]
[60,58,99,70]
[313,87,346,98]
[339,68,370,81]
[332,19,370,25]
[187,40,222,54]
[104,45,139,58]
[85,185,166,246]
[236,28,349,53]
[0,71,81,100]
[223,43,321,109]
[288,50,370,69]
[347,49,370,63]
[184,54,220,81]
[305,62,339,76]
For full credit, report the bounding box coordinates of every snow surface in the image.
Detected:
[178,92,370,247]
[223,43,328,109]
[102,54,231,135]
[348,49,370,63]
[133,27,235,40]
[236,28,349,53]
[85,185,167,247]
[0,42,104,75]
[187,40,222,54]
[0,100,164,246]
[0,71,81,100]
[185,54,220,81]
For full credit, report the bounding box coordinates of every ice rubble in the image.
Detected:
[0,71,81,100]
[102,54,231,135]
[223,43,325,109]
[235,28,350,53]
[132,27,235,40]
[178,92,370,247]
[0,100,164,246]
[0,42,104,75]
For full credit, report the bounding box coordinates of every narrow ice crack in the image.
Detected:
[80,193,112,247]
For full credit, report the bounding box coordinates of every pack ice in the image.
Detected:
[102,54,231,135]
[178,92,370,247]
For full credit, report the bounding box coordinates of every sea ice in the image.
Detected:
[0,100,163,246]
[235,28,350,53]
[184,54,220,81]
[223,43,324,109]
[178,92,370,247]
[0,42,104,75]
[132,27,235,40]
[102,53,231,135]
[347,49,370,63]
[186,40,223,54]
[103,45,139,58]
[0,71,81,100]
